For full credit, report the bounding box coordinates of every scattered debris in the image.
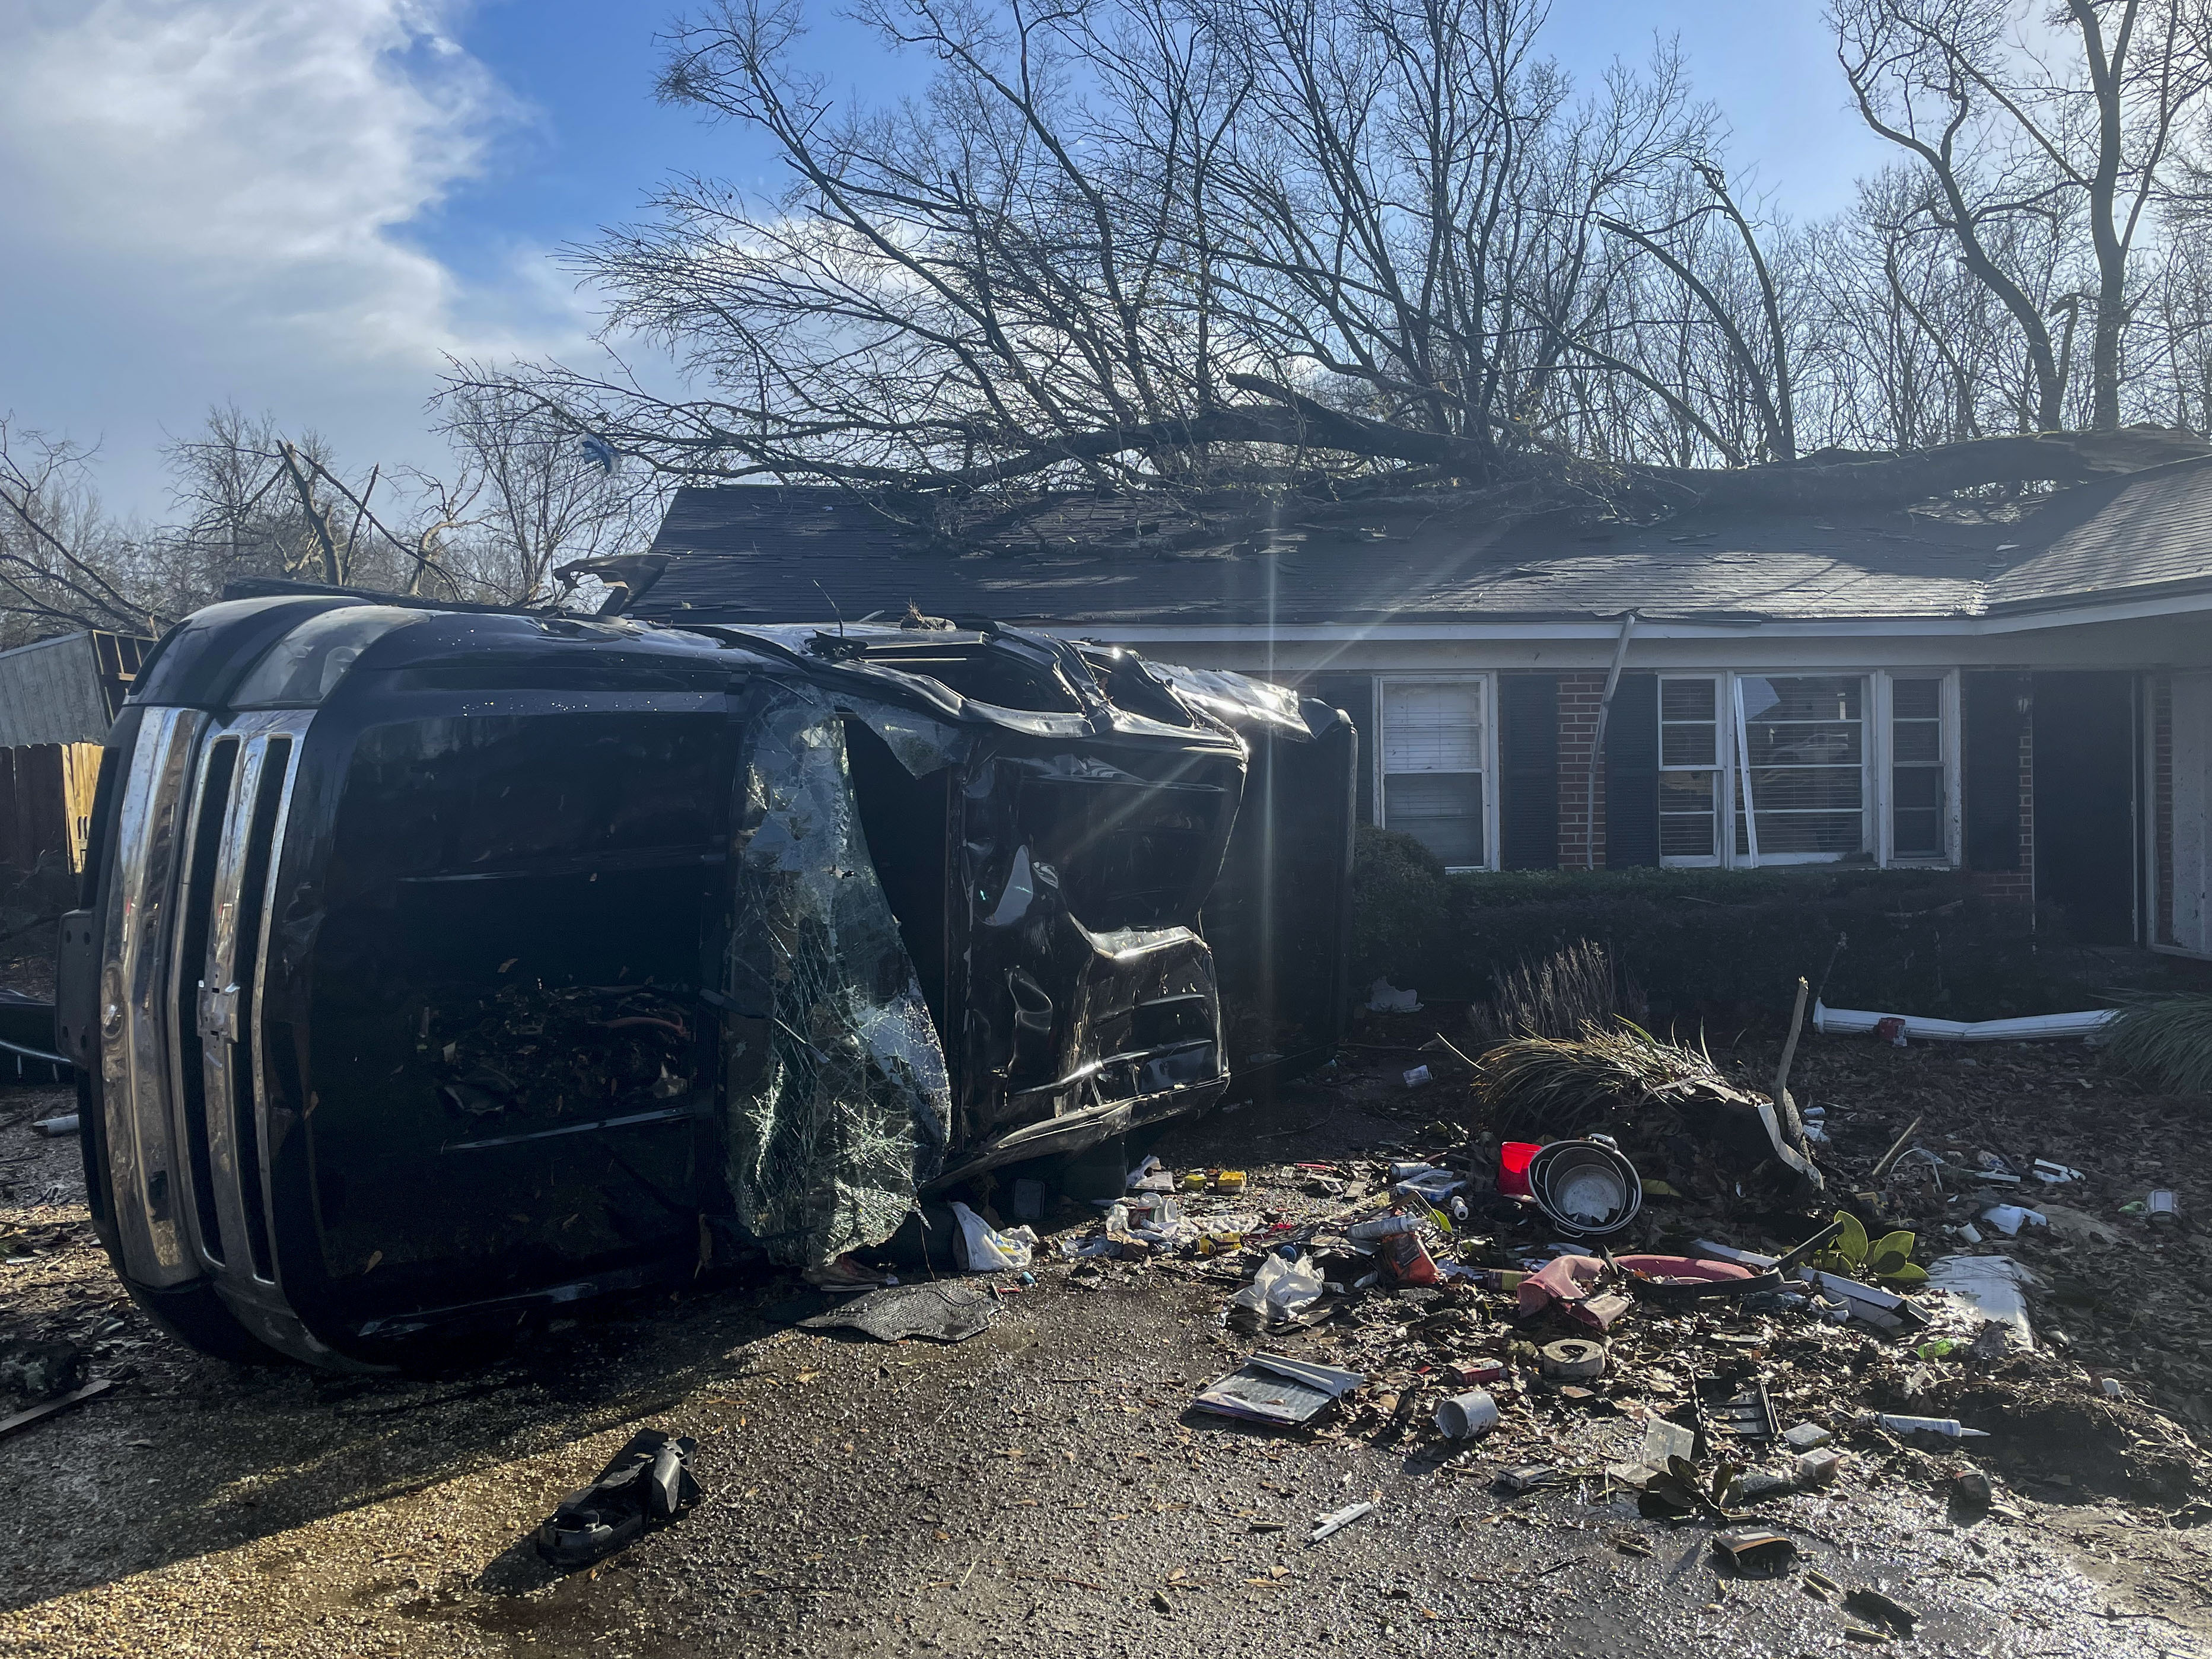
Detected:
[1874,1413,1990,1443]
[29,1115,76,1138]
[1367,979,1421,1014]
[1525,1138,1643,1237]
[949,1202,1039,1272]
[1309,1499,1376,1543]
[1711,1527,1797,1575]
[1978,1203,2047,1238]
[1433,1389,1500,1438]
[1192,1355,1367,1426]
[538,1429,701,1569]
[795,1284,995,1343]
[1229,1252,1326,1332]
[1843,1586,1920,1636]
[1497,1464,1562,1494]
[0,1336,85,1401]
[0,1377,113,1441]
[1812,1001,2116,1043]
[1536,1339,1608,1381]
[1924,1255,2036,1350]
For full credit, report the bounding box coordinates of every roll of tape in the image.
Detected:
[1538,1338,1609,1381]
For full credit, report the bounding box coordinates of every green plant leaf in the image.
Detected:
[1879,1263,1928,1285]
[1867,1231,1917,1278]
[1832,1211,1870,1268]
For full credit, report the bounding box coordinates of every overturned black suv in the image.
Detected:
[56,595,1353,1368]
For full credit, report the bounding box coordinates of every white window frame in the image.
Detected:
[1373,673,1499,873]
[1655,669,1962,871]
[1876,670,1962,867]
[1730,670,1874,867]
[1658,673,1726,867]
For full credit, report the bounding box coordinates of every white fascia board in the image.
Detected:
[1045,587,2212,646]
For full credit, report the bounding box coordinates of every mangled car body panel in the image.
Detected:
[62,597,1354,1366]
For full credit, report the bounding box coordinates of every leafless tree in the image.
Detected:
[0,422,157,642]
[471,0,2200,534]
[1835,0,2212,433]
[433,373,667,604]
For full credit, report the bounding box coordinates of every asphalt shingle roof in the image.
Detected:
[631,460,2212,629]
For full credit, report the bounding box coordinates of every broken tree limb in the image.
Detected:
[1772,977,1810,1157]
[0,1377,113,1441]
[1624,427,2210,515]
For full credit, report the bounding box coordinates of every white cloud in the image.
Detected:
[0,0,599,515]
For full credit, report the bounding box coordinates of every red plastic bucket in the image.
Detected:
[1498,1141,1541,1199]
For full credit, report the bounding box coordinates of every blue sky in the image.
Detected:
[0,0,1890,520]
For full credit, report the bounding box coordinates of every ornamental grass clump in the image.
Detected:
[1470,939,1644,1045]
[2102,994,2212,1096]
[1475,1020,1749,1139]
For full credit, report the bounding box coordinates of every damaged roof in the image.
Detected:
[626,457,2212,629]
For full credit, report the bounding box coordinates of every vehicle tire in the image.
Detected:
[125,1279,292,1366]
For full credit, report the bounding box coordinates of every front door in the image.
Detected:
[2032,671,2138,945]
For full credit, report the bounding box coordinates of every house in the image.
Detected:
[613,459,2212,957]
[0,629,149,875]
[0,629,149,746]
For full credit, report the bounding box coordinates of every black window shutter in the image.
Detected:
[1963,671,2028,871]
[1605,672,1659,868]
[1499,674,1559,870]
[1309,674,1376,824]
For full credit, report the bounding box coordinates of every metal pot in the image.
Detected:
[1526,1137,1643,1237]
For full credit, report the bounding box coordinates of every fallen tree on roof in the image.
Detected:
[460,0,2212,541]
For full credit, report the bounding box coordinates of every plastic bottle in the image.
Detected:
[1347,1211,1421,1242]
[1875,1413,1989,1440]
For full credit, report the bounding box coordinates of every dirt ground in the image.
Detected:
[4,1026,2212,1658]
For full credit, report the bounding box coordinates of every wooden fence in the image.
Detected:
[0,743,103,876]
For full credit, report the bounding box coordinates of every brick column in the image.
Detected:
[1556,672,1607,869]
[1971,702,2036,903]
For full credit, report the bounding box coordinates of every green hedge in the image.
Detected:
[1349,825,2125,1025]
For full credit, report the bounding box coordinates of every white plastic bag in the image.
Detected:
[948,1201,1037,1272]
[1231,1252,1324,1327]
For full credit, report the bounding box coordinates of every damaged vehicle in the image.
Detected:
[55,594,1354,1368]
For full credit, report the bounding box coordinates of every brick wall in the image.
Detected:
[1556,672,1607,868]
[2154,671,2173,945]
[1969,706,2037,903]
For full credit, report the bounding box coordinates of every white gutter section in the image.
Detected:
[1812,999,2116,1043]
[1585,612,1638,870]
[1046,584,2212,644]
[1732,675,1759,865]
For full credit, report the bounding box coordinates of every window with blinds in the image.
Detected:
[1734,674,1868,856]
[1382,679,1486,868]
